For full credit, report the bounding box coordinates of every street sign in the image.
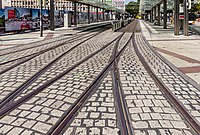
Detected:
[179,15,184,19]
[187,0,191,10]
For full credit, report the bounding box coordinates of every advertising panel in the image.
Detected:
[31,9,40,29]
[3,7,66,32]
[54,10,64,27]
[42,9,50,28]
[5,7,32,32]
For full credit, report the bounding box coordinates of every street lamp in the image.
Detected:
[38,0,43,37]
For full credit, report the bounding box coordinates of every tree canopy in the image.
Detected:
[191,2,200,13]
[125,1,139,17]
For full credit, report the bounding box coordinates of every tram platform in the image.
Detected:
[0,21,111,50]
[141,20,200,85]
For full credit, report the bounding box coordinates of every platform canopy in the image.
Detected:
[140,0,174,14]
[63,0,127,13]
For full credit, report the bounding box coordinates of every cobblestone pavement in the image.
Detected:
[62,73,120,135]
[0,39,116,135]
[135,33,200,124]
[0,30,114,101]
[118,42,194,135]
[0,21,199,135]
[0,30,132,134]
[0,31,98,66]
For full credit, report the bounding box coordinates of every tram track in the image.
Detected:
[48,21,138,135]
[0,30,110,109]
[0,27,109,68]
[48,32,133,135]
[1,20,199,135]
[0,24,111,56]
[0,30,105,75]
[0,32,123,117]
[132,22,200,134]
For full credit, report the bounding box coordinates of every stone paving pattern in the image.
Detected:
[0,33,118,134]
[62,73,120,135]
[135,32,200,124]
[0,21,199,135]
[13,31,118,101]
[0,31,96,65]
[118,42,194,135]
[0,31,105,101]
[0,30,113,101]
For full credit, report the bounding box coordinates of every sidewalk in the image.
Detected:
[0,28,75,50]
[140,20,200,85]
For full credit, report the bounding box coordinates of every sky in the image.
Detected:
[125,0,137,4]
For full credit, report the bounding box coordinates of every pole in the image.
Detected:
[184,0,189,36]
[40,0,43,37]
[74,2,77,26]
[174,0,179,35]
[103,9,105,21]
[158,4,161,26]
[110,10,113,20]
[87,5,90,24]
[151,8,153,22]
[154,7,156,22]
[50,0,54,30]
[0,0,2,9]
[163,0,167,29]
[96,7,98,22]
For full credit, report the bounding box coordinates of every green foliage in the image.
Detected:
[191,3,200,13]
[125,1,139,17]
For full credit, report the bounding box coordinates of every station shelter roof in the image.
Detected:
[64,0,127,13]
[140,0,174,13]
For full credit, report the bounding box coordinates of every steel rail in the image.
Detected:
[110,21,138,135]
[0,31,105,110]
[0,29,107,75]
[0,24,110,56]
[0,33,123,117]
[111,43,133,135]
[49,20,138,134]
[132,33,200,134]
[0,27,106,65]
[48,33,133,135]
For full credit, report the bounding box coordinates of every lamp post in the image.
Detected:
[183,0,189,36]
[40,0,43,37]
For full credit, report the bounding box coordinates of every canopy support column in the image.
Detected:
[163,0,167,29]
[183,0,189,36]
[96,7,99,22]
[87,5,90,24]
[158,4,161,26]
[103,9,105,21]
[73,2,77,26]
[150,8,153,22]
[174,0,179,35]
[50,0,54,30]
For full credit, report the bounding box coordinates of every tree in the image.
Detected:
[125,1,139,17]
[191,2,200,13]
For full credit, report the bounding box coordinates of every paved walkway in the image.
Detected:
[0,28,75,50]
[141,20,200,85]
[0,21,110,50]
